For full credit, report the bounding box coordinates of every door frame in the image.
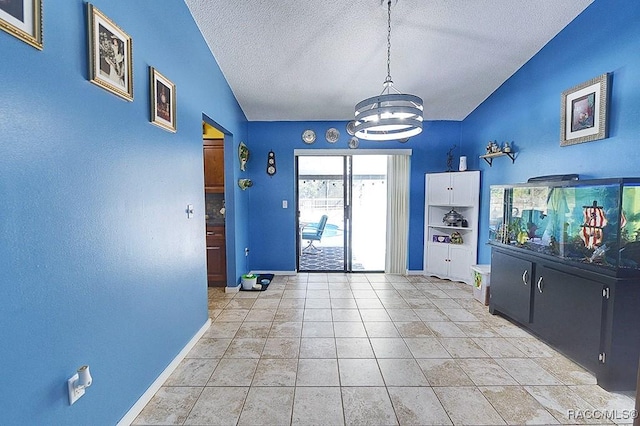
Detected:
[294,149,410,272]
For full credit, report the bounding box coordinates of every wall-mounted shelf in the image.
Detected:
[480,151,516,167]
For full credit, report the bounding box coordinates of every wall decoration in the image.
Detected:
[560,73,609,146]
[87,4,133,101]
[302,129,316,144]
[238,142,249,171]
[446,145,456,171]
[325,127,339,143]
[346,121,356,136]
[0,0,42,49]
[149,67,176,132]
[266,150,276,176]
[238,179,252,190]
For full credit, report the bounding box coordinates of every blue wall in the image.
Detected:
[0,1,247,424]
[462,0,640,263]
[245,121,464,272]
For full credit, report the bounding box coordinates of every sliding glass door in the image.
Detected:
[350,155,387,271]
[296,154,387,272]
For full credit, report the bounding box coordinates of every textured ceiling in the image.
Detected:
[185,0,593,121]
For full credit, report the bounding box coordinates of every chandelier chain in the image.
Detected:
[386,0,392,83]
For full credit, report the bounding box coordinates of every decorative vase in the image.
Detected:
[459,156,467,171]
[443,209,464,226]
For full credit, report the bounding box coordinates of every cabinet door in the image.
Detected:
[427,173,452,205]
[532,264,604,371]
[490,250,533,324]
[204,140,224,192]
[206,227,226,286]
[448,245,472,282]
[451,172,477,206]
[426,244,449,278]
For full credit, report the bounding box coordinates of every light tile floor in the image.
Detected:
[133,273,637,425]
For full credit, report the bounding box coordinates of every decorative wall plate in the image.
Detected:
[346,121,356,136]
[302,129,316,144]
[348,136,359,149]
[326,128,339,143]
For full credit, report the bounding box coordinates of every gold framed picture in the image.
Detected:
[0,0,43,49]
[150,67,176,132]
[87,3,133,101]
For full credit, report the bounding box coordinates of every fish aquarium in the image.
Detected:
[489,178,640,277]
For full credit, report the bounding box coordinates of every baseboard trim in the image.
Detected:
[116,318,212,425]
[225,284,240,293]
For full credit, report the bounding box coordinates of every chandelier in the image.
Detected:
[354,0,423,141]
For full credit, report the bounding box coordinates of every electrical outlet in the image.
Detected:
[245,247,249,256]
[67,374,84,405]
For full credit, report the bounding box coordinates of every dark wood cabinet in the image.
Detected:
[531,264,605,373]
[206,226,226,286]
[490,245,640,391]
[203,139,224,193]
[489,250,533,325]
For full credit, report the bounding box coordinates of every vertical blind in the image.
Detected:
[385,154,411,274]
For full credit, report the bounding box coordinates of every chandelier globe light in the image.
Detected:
[354,0,423,141]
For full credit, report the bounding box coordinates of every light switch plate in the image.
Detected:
[282,200,288,208]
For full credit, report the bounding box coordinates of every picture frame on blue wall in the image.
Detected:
[87,3,133,101]
[149,67,176,132]
[560,73,609,146]
[0,0,42,49]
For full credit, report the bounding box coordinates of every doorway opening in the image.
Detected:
[296,155,388,272]
[203,120,226,286]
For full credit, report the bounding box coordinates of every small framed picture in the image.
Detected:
[0,0,43,49]
[560,73,609,146]
[149,67,176,132]
[87,3,133,101]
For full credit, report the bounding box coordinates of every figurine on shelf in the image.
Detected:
[503,141,512,153]
[450,232,463,244]
[446,144,456,172]
[487,140,500,154]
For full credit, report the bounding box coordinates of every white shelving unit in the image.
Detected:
[424,171,480,284]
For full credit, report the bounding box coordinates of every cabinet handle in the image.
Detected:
[522,270,528,285]
[537,276,544,293]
